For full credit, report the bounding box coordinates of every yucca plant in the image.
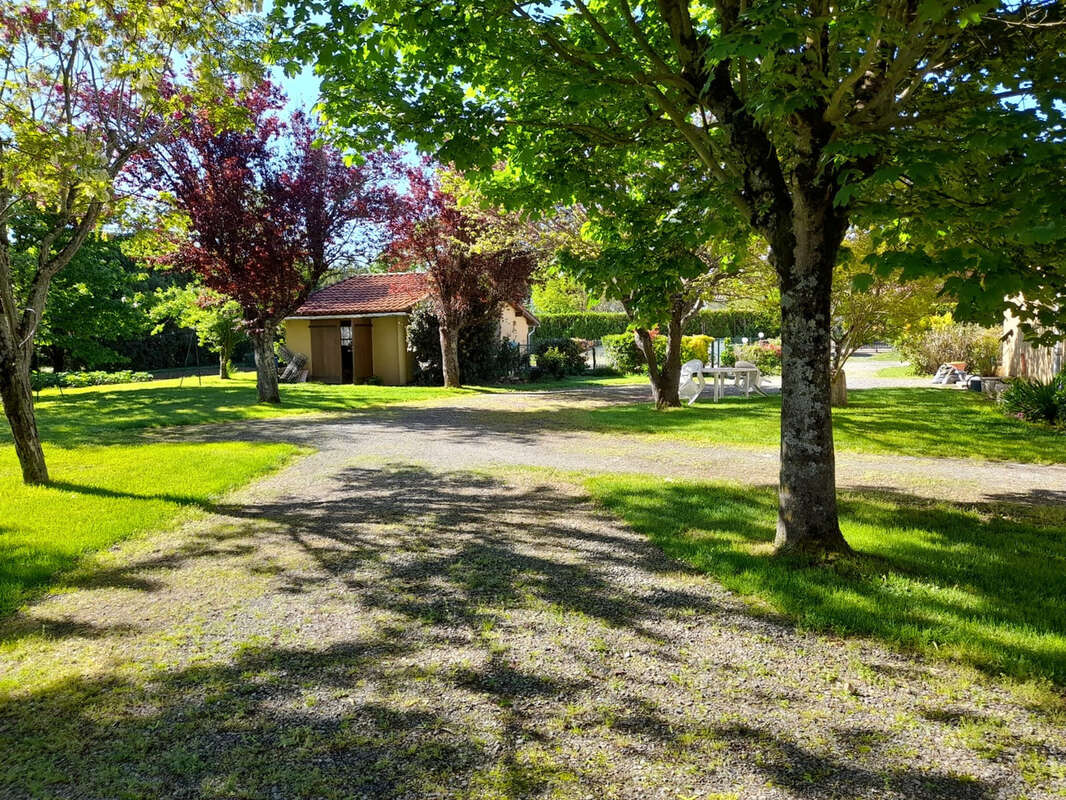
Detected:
[1002,375,1065,425]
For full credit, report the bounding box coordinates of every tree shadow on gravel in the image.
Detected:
[0,465,1022,799]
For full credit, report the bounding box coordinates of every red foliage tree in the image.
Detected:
[138,83,398,402]
[386,167,537,387]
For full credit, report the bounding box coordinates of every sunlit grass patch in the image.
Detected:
[585,473,1066,683]
[0,441,300,616]
[568,388,1066,464]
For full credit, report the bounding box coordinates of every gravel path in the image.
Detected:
[2,382,1065,799]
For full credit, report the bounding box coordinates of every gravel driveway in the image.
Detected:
[2,384,1064,800]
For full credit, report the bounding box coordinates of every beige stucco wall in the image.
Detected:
[282,319,313,374]
[1002,309,1064,382]
[498,305,530,345]
[371,316,411,385]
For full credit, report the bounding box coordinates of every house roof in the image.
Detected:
[514,305,540,328]
[292,273,430,317]
[289,271,540,327]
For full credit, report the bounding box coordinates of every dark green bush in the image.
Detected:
[602,333,652,374]
[531,338,586,375]
[536,347,569,380]
[406,305,521,385]
[1001,373,1066,426]
[31,370,154,391]
[536,309,780,341]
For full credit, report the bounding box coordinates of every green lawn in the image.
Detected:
[0,441,300,617]
[565,388,1066,464]
[875,364,927,378]
[31,371,643,445]
[30,372,479,445]
[586,474,1066,682]
[865,349,903,361]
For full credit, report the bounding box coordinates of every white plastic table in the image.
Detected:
[693,365,762,403]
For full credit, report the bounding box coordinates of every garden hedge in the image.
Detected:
[536,309,780,341]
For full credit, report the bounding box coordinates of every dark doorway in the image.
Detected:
[340,321,354,384]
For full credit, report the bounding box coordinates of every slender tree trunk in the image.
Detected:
[251,325,280,403]
[0,350,49,484]
[772,201,851,556]
[439,324,461,388]
[830,369,848,407]
[219,342,232,380]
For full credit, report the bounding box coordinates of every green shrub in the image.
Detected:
[681,335,713,364]
[537,309,780,341]
[531,338,586,375]
[896,315,1001,375]
[535,347,569,380]
[602,332,653,373]
[31,370,154,391]
[1001,373,1066,426]
[604,332,718,373]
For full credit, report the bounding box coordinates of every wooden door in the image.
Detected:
[310,323,342,382]
[353,322,374,380]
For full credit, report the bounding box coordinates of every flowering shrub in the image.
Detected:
[724,340,783,375]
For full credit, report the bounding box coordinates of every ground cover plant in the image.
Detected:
[585,474,1066,682]
[563,389,1066,465]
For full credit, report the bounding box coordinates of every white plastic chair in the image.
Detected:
[679,359,706,405]
[734,360,767,397]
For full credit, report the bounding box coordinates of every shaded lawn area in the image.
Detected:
[567,388,1066,464]
[586,474,1066,683]
[31,371,645,445]
[0,442,301,617]
[31,372,481,445]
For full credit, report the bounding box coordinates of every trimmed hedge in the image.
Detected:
[32,370,154,391]
[536,309,780,341]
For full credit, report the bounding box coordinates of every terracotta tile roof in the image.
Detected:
[292,272,430,317]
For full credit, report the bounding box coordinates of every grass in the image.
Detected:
[875,364,928,378]
[585,473,1066,682]
[865,349,903,362]
[30,371,643,445]
[1,370,636,618]
[565,388,1066,464]
[0,441,300,617]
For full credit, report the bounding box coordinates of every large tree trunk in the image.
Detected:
[772,200,852,557]
[0,351,49,484]
[251,325,280,403]
[439,324,461,388]
[634,327,682,409]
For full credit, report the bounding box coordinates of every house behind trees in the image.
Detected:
[282,273,537,384]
